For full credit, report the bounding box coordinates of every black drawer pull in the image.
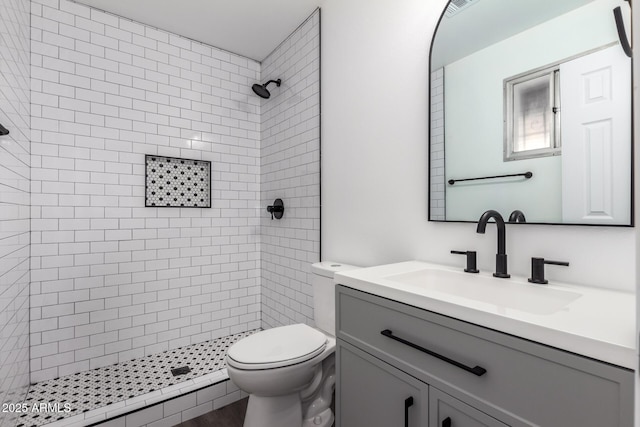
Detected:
[442,416,452,427]
[381,329,487,377]
[404,396,414,427]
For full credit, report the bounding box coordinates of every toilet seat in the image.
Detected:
[226,324,327,370]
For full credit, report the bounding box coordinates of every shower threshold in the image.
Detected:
[18,329,258,427]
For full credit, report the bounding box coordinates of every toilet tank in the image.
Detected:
[311,261,359,335]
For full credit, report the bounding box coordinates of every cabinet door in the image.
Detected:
[336,341,428,427]
[429,388,508,427]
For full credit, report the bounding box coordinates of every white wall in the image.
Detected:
[444,0,621,223]
[260,11,321,329]
[0,0,31,420]
[319,0,636,292]
[29,0,261,382]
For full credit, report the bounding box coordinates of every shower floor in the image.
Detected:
[18,329,258,427]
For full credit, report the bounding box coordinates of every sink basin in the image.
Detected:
[385,268,581,315]
[334,260,635,369]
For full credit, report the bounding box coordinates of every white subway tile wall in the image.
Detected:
[260,11,321,328]
[430,68,445,220]
[30,0,262,382]
[0,0,31,424]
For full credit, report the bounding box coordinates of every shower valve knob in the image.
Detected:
[266,198,284,220]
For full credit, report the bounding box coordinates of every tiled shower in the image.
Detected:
[260,16,320,329]
[0,0,32,426]
[0,0,320,425]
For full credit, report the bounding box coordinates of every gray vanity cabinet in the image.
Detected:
[337,341,504,427]
[335,285,634,427]
[337,342,429,426]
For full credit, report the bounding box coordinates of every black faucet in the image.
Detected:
[508,209,526,223]
[476,210,510,278]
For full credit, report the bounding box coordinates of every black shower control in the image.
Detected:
[266,198,284,220]
[0,123,9,136]
[528,257,569,284]
[451,250,479,273]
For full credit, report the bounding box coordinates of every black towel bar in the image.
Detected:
[448,171,532,185]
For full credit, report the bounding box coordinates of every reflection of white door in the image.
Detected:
[560,45,631,224]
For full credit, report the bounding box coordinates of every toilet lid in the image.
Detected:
[226,324,327,370]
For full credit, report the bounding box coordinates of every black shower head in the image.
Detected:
[252,79,282,99]
[252,83,270,99]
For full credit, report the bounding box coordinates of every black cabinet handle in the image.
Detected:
[404,396,414,427]
[442,417,452,427]
[381,329,486,377]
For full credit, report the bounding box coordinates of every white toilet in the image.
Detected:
[226,262,358,427]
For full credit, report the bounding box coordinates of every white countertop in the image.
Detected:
[334,261,636,370]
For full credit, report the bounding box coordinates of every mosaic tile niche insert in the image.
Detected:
[145,155,211,208]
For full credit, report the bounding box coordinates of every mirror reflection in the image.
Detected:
[429,0,632,225]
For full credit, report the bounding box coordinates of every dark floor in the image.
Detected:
[175,397,248,427]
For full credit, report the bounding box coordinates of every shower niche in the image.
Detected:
[145,155,212,208]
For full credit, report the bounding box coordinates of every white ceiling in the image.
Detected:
[431,0,600,68]
[73,0,321,62]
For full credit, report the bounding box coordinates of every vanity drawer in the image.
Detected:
[336,285,634,427]
[430,387,507,427]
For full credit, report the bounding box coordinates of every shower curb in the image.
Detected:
[38,370,245,427]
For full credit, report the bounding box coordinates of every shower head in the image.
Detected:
[252,79,282,99]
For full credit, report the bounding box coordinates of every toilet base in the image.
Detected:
[243,393,302,427]
[302,407,334,427]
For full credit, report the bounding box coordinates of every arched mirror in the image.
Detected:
[429,0,633,226]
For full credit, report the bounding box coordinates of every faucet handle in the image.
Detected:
[528,257,569,284]
[451,250,479,273]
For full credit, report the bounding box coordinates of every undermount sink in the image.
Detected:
[334,260,635,369]
[385,268,582,315]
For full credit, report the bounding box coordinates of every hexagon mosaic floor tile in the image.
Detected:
[18,330,258,427]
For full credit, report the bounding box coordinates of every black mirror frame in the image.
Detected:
[427,0,635,227]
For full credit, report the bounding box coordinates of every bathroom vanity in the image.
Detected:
[334,261,635,427]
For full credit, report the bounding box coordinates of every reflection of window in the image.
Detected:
[504,67,561,161]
